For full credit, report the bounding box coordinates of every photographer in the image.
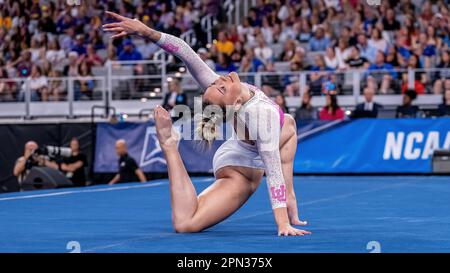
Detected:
[13,141,59,184]
[60,138,87,187]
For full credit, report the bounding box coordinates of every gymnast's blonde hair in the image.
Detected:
[195,102,224,146]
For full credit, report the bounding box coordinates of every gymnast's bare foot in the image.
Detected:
[154,106,179,151]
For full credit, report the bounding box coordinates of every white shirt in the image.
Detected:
[364,101,374,111]
[368,39,388,54]
[324,56,339,70]
[254,46,273,64]
[46,50,66,64]
[335,47,352,69]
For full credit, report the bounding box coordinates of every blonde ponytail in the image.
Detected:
[196,114,220,146]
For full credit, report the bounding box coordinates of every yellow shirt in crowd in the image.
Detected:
[215,40,234,56]
[0,16,12,29]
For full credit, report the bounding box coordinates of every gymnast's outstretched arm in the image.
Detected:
[102,11,219,90]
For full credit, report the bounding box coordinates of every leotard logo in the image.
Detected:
[160,43,179,53]
[270,185,286,202]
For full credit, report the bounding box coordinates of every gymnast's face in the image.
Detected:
[203,72,242,109]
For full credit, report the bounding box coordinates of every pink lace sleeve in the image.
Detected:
[156,33,219,90]
[244,104,287,209]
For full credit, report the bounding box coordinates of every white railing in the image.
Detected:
[0,64,448,119]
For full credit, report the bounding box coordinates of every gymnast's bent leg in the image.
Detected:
[154,106,262,233]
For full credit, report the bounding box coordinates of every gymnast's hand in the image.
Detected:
[103,11,153,40]
[278,223,311,237]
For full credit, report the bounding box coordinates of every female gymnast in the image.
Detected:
[103,11,311,236]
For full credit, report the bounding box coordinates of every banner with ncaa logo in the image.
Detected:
[294,118,450,173]
[94,122,223,173]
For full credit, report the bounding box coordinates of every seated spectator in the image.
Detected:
[396,90,420,118]
[357,33,377,64]
[89,29,106,51]
[61,138,88,187]
[385,46,400,68]
[274,92,288,113]
[368,28,389,54]
[74,61,94,100]
[118,39,143,61]
[433,50,450,94]
[309,55,333,95]
[215,31,234,56]
[345,46,369,69]
[13,141,59,186]
[319,94,345,121]
[261,62,280,96]
[437,89,450,116]
[335,38,352,69]
[15,51,33,78]
[48,70,66,101]
[57,12,74,34]
[295,90,317,120]
[401,54,426,95]
[308,25,330,52]
[137,39,159,60]
[197,48,216,71]
[230,41,245,63]
[61,27,76,52]
[64,51,80,77]
[324,47,339,70]
[108,139,147,185]
[0,65,15,101]
[29,38,44,63]
[82,44,104,67]
[279,39,297,62]
[46,39,66,70]
[71,34,87,56]
[367,51,397,94]
[352,87,383,118]
[162,78,187,111]
[254,35,273,64]
[215,53,237,73]
[284,61,302,97]
[18,65,48,101]
[382,8,400,31]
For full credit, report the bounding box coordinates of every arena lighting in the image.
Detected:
[179,67,186,73]
[167,77,173,82]
[140,98,148,103]
[212,39,217,44]
[149,92,156,97]
[175,72,181,77]
[154,88,161,93]
[206,43,212,49]
[345,110,352,116]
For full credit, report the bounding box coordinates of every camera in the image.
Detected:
[33,146,72,159]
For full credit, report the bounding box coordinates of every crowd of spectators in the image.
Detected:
[0,0,214,101]
[0,0,450,118]
[199,0,450,98]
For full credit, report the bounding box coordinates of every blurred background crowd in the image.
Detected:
[0,0,450,119]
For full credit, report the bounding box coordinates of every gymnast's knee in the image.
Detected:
[173,220,203,233]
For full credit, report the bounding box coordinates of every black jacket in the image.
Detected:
[352,102,383,118]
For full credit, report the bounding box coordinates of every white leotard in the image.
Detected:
[156,33,287,209]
